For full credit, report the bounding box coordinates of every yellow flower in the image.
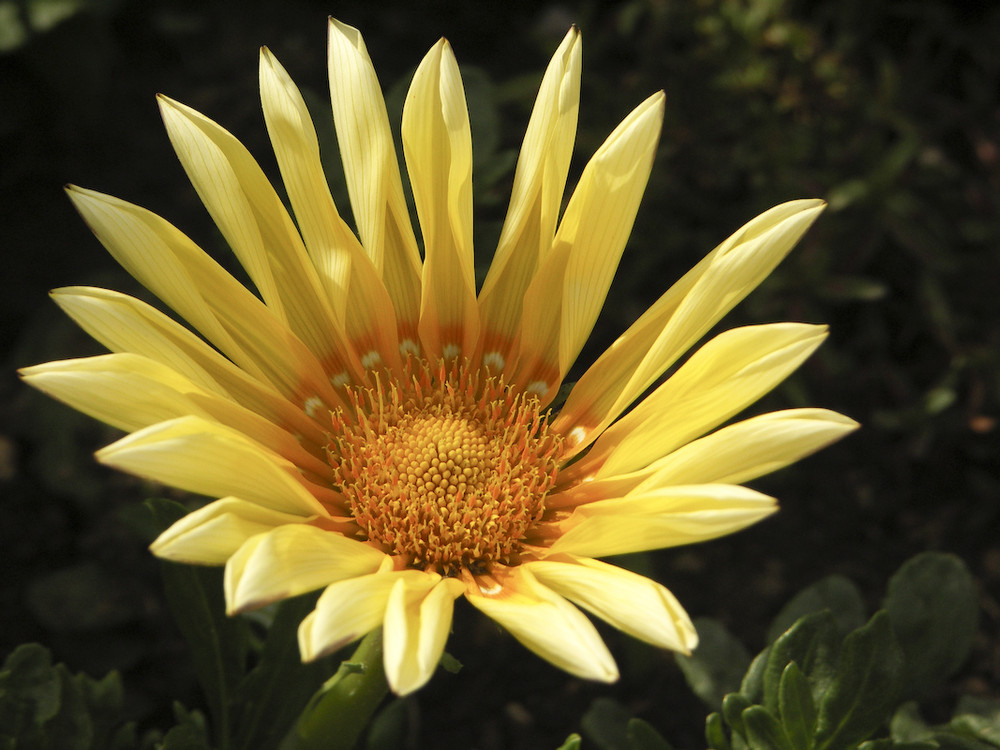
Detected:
[21,20,857,695]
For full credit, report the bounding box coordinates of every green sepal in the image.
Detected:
[743,706,794,750]
[778,662,817,750]
[814,611,904,750]
[707,712,732,750]
[883,553,978,702]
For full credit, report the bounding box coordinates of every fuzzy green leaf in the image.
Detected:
[708,712,732,750]
[764,611,840,712]
[779,662,817,750]
[814,612,904,750]
[884,553,978,701]
[743,706,794,750]
[627,718,673,750]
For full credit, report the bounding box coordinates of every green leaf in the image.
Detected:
[676,618,752,708]
[46,665,92,750]
[741,649,769,704]
[557,735,583,750]
[949,696,1000,747]
[707,712,732,750]
[161,703,213,750]
[814,612,904,750]
[743,706,794,750]
[767,577,866,643]
[724,694,755,741]
[627,718,673,750]
[0,643,61,727]
[764,611,840,712]
[890,703,934,743]
[232,592,331,750]
[581,697,632,750]
[147,498,249,750]
[883,553,978,701]
[778,663,816,750]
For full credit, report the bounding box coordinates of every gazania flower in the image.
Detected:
[21,20,857,694]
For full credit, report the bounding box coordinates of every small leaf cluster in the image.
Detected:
[696,553,987,750]
[568,552,991,750]
[0,642,209,750]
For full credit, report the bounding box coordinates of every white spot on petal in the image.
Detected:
[399,339,420,357]
[303,396,324,419]
[442,343,460,360]
[361,351,382,369]
[526,380,548,396]
[482,351,505,372]
[568,426,587,446]
[478,581,502,596]
[330,371,350,388]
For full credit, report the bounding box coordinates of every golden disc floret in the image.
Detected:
[329,361,563,575]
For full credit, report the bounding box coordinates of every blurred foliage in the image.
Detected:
[1,0,998,747]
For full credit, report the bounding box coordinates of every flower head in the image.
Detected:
[21,20,857,694]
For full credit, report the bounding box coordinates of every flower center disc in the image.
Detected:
[330,361,562,575]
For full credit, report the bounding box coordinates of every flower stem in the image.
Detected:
[280,629,389,750]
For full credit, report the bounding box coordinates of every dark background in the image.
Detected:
[1,0,998,747]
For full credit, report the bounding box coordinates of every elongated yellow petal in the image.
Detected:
[477,27,581,370]
[403,39,480,360]
[551,408,858,508]
[150,497,311,564]
[51,287,330,445]
[465,565,618,682]
[225,525,387,614]
[547,485,777,558]
[96,416,333,516]
[514,92,664,402]
[383,576,465,695]
[633,408,860,490]
[20,353,333,479]
[157,95,361,382]
[259,48,401,373]
[298,567,435,661]
[566,323,828,481]
[328,19,422,343]
[527,556,697,653]
[554,199,826,454]
[61,188,347,410]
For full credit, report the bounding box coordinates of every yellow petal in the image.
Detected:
[157,95,360,382]
[547,484,777,558]
[632,408,860,490]
[566,323,828,481]
[554,199,826,454]
[19,353,333,480]
[297,567,434,661]
[383,576,465,695]
[51,287,331,445]
[259,48,401,373]
[150,497,310,564]
[328,18,422,343]
[514,92,664,402]
[465,565,618,682]
[225,525,387,613]
[96,416,332,516]
[477,27,581,370]
[403,39,480,360]
[526,556,697,653]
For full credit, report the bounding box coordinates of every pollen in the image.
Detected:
[328,360,563,576]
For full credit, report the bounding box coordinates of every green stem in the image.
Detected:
[280,629,389,750]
